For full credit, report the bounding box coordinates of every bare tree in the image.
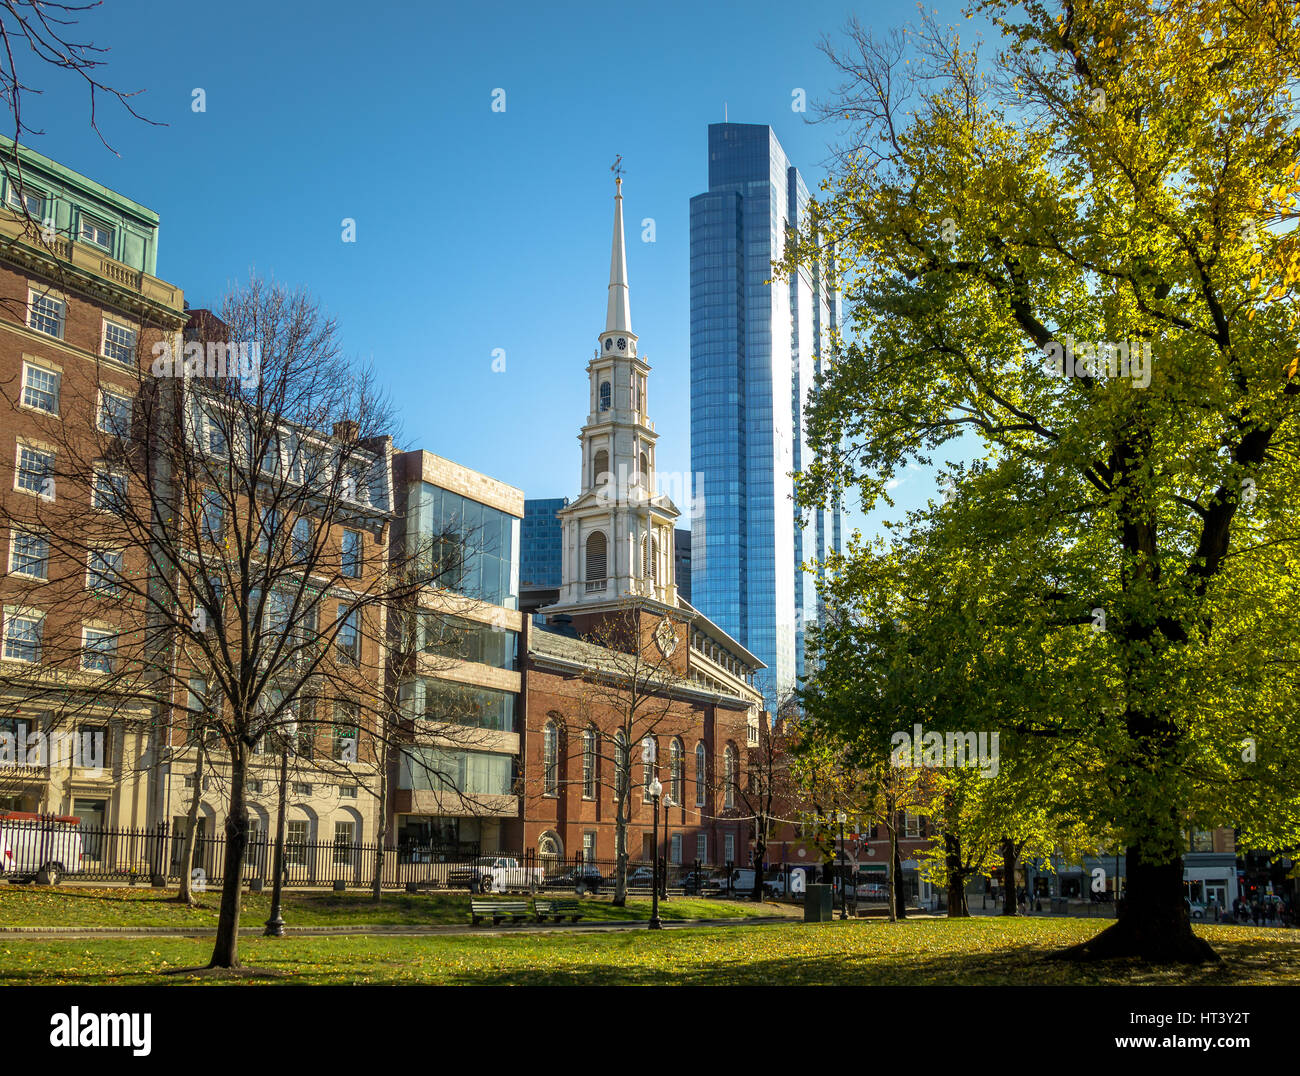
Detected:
[0,276,485,969]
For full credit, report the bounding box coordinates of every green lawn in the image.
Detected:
[1,916,1297,985]
[0,885,784,928]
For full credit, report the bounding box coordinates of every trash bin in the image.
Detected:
[804,883,834,923]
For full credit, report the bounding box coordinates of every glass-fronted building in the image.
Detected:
[521,497,566,589]
[689,122,843,705]
[389,450,525,855]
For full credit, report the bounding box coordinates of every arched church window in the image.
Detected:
[593,449,609,488]
[599,381,611,411]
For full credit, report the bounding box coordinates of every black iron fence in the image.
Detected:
[0,818,863,897]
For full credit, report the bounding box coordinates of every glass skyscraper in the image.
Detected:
[689,122,842,706]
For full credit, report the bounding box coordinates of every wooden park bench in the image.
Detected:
[468,899,530,926]
[533,898,584,923]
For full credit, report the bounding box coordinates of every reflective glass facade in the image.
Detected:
[408,481,520,609]
[690,123,843,705]
[520,497,568,588]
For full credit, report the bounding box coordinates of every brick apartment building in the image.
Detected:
[0,137,185,832]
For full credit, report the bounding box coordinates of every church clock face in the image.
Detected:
[655,617,678,658]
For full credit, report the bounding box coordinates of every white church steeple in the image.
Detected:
[550,166,680,613]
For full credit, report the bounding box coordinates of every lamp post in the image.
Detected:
[661,794,673,903]
[837,810,848,921]
[649,777,663,929]
[264,740,289,937]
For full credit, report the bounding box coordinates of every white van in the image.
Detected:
[726,868,788,898]
[0,813,84,885]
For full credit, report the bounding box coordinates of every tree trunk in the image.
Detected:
[751,832,766,902]
[613,794,628,907]
[176,735,207,906]
[1001,838,1018,916]
[945,832,969,917]
[1055,843,1218,963]
[207,746,249,968]
[891,823,906,920]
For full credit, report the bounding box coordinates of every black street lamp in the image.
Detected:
[649,777,663,930]
[264,741,289,937]
[661,793,673,903]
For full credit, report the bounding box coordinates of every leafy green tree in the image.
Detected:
[788,0,1300,961]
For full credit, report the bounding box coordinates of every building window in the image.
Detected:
[78,216,113,250]
[340,785,357,799]
[592,449,609,487]
[670,833,682,865]
[257,507,279,555]
[543,721,559,796]
[98,390,131,437]
[201,490,223,541]
[904,812,921,839]
[638,451,648,485]
[333,703,359,762]
[87,549,123,594]
[696,833,707,864]
[614,729,629,799]
[205,407,228,457]
[15,445,53,498]
[724,832,736,865]
[582,831,596,863]
[21,362,58,413]
[74,725,108,769]
[7,183,43,216]
[292,517,312,559]
[582,727,596,798]
[292,783,313,797]
[724,745,737,809]
[695,742,706,806]
[585,530,607,582]
[102,322,137,365]
[336,604,359,663]
[9,531,48,579]
[91,467,127,514]
[342,529,362,578]
[333,821,355,865]
[81,628,115,673]
[27,290,64,338]
[599,381,611,410]
[285,820,308,865]
[2,609,42,662]
[669,738,683,804]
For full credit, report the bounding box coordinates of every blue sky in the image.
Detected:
[23,0,979,541]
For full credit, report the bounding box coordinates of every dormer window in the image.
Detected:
[79,215,113,251]
[599,381,611,411]
[7,184,43,217]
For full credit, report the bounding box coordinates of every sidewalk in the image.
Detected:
[0,914,796,941]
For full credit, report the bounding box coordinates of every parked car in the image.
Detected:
[544,866,605,894]
[626,867,656,887]
[446,856,545,894]
[0,813,84,885]
[1187,898,1207,920]
[679,870,720,895]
